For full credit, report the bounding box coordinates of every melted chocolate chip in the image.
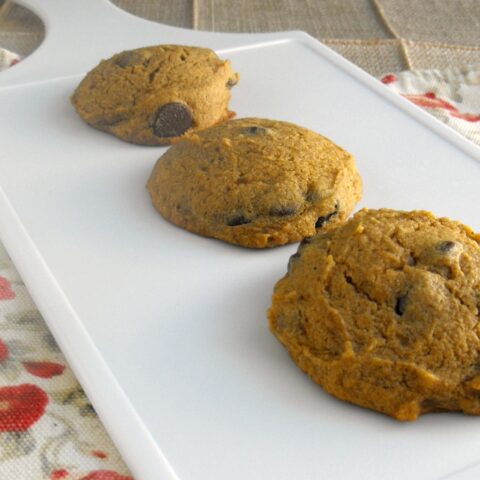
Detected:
[315,209,338,229]
[436,241,456,253]
[241,126,267,135]
[152,103,193,138]
[395,294,408,316]
[315,202,339,229]
[269,206,297,217]
[227,215,251,226]
[114,51,138,68]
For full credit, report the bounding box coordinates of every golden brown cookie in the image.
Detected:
[146,118,362,248]
[269,209,480,421]
[71,45,239,145]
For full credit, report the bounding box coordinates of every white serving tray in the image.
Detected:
[1,1,480,479]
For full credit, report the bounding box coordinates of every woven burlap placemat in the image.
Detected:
[2,0,479,76]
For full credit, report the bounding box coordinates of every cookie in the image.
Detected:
[71,45,239,145]
[146,118,362,248]
[269,209,480,420]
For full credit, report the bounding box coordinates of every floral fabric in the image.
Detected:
[0,241,132,479]
[381,66,480,146]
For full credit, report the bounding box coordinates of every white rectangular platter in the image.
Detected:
[1,2,480,479]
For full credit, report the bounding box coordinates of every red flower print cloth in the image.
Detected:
[80,470,133,480]
[380,66,480,146]
[0,276,15,300]
[0,241,133,478]
[50,471,70,480]
[0,384,48,432]
[23,360,66,378]
[0,338,9,362]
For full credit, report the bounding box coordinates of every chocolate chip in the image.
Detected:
[114,51,138,68]
[436,241,456,253]
[395,294,408,316]
[152,103,193,138]
[226,77,238,89]
[269,206,297,216]
[227,215,251,226]
[241,126,267,135]
[315,202,339,229]
[315,210,337,229]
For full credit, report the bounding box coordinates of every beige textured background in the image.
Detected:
[1,0,479,76]
[0,1,43,55]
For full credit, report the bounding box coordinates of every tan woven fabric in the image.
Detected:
[1,0,480,75]
[0,1,43,56]
[113,0,193,29]
[323,39,407,76]
[193,0,391,38]
[190,0,480,73]
[378,0,480,45]
[406,41,480,71]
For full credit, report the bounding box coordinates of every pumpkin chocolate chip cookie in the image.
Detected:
[146,118,362,248]
[269,209,480,421]
[71,45,239,145]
